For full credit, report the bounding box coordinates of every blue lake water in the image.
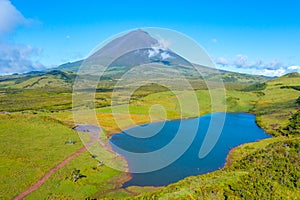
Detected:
[110,113,270,187]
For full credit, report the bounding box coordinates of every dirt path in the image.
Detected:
[13,146,87,200]
[13,124,129,199]
[13,124,98,200]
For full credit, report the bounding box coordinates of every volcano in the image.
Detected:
[55,29,269,84]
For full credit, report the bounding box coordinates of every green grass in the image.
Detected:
[123,74,300,199]
[25,151,125,200]
[0,88,113,113]
[97,88,258,124]
[0,114,128,200]
[0,73,299,199]
[255,74,300,135]
[0,114,82,199]
[0,70,74,90]
[0,89,73,112]
[131,137,300,199]
[9,86,261,199]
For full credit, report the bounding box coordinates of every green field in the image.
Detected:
[255,73,300,135]
[126,73,300,199]
[0,72,299,199]
[25,150,125,200]
[0,115,81,199]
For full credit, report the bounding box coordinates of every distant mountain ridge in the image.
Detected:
[55,29,270,83]
[0,29,272,89]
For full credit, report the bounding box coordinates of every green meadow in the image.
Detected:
[0,115,81,199]
[0,73,299,199]
[26,150,125,200]
[127,73,300,199]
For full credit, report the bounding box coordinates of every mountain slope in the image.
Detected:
[54,29,270,85]
[0,29,270,90]
[0,70,75,90]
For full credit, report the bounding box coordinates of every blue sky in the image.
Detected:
[0,0,300,76]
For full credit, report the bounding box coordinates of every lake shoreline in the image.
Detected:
[109,112,270,187]
[73,124,133,192]
[106,111,255,138]
[77,111,269,191]
[224,145,241,167]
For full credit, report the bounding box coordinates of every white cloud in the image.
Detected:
[229,55,280,70]
[214,55,300,77]
[0,1,46,75]
[216,55,284,70]
[254,68,286,77]
[148,49,159,58]
[288,65,300,71]
[0,0,30,35]
[264,60,283,70]
[148,35,172,59]
[148,49,173,60]
[161,52,172,60]
[157,35,170,50]
[234,54,249,68]
[0,43,46,75]
[215,57,229,65]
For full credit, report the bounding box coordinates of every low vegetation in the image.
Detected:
[127,73,300,199]
[131,138,299,199]
[26,151,125,200]
[0,114,82,199]
[255,74,300,136]
[0,70,299,199]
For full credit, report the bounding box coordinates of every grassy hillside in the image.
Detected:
[255,73,300,136]
[0,65,269,92]
[0,71,76,112]
[0,89,73,112]
[25,150,126,200]
[123,74,300,199]
[0,65,268,113]
[0,114,82,199]
[0,70,74,90]
[0,114,130,200]
[0,71,298,199]
[92,89,258,135]
[0,67,265,113]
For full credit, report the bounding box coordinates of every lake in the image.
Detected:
[110,113,270,187]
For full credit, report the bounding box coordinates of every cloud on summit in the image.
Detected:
[148,36,173,60]
[148,49,160,58]
[161,52,172,60]
[147,49,173,60]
